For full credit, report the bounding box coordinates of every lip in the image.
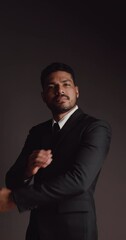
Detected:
[55,96,68,103]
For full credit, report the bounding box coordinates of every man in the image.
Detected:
[0,62,111,240]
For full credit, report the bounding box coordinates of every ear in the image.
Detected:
[76,86,79,98]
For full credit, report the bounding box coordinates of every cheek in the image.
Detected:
[45,92,54,100]
[69,92,78,102]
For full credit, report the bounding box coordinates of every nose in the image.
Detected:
[55,85,64,95]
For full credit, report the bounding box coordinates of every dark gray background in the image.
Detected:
[0,1,126,239]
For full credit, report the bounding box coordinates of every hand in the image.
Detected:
[25,149,53,178]
[0,188,16,212]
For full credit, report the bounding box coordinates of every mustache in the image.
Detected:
[54,93,70,101]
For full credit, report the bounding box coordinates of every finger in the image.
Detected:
[40,157,53,168]
[39,149,52,155]
[30,150,52,160]
[38,152,53,160]
[29,150,53,167]
[36,151,52,161]
[32,161,40,167]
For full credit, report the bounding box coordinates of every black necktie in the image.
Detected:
[52,122,60,137]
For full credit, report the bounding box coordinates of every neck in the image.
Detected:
[52,106,77,122]
[53,112,68,122]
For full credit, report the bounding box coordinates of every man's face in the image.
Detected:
[42,71,79,115]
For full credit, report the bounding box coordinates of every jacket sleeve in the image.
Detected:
[7,120,111,212]
[5,128,37,189]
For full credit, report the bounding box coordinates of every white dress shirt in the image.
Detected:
[52,105,78,129]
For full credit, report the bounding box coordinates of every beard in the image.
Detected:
[48,104,73,114]
[47,96,77,115]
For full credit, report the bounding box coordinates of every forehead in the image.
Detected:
[47,71,73,82]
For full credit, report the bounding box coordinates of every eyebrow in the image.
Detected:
[62,79,72,82]
[48,79,73,84]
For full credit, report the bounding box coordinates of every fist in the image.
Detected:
[25,149,53,178]
[0,188,15,212]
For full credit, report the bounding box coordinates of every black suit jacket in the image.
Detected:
[6,109,111,240]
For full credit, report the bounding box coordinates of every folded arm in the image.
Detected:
[5,120,111,212]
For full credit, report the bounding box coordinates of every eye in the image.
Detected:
[63,82,71,87]
[47,84,55,89]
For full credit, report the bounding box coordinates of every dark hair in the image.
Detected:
[40,62,76,88]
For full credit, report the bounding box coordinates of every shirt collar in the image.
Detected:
[52,105,78,129]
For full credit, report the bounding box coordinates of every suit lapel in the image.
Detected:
[39,109,86,152]
[52,108,85,152]
[39,120,53,149]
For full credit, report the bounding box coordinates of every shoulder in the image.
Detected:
[28,119,52,134]
[77,109,112,134]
